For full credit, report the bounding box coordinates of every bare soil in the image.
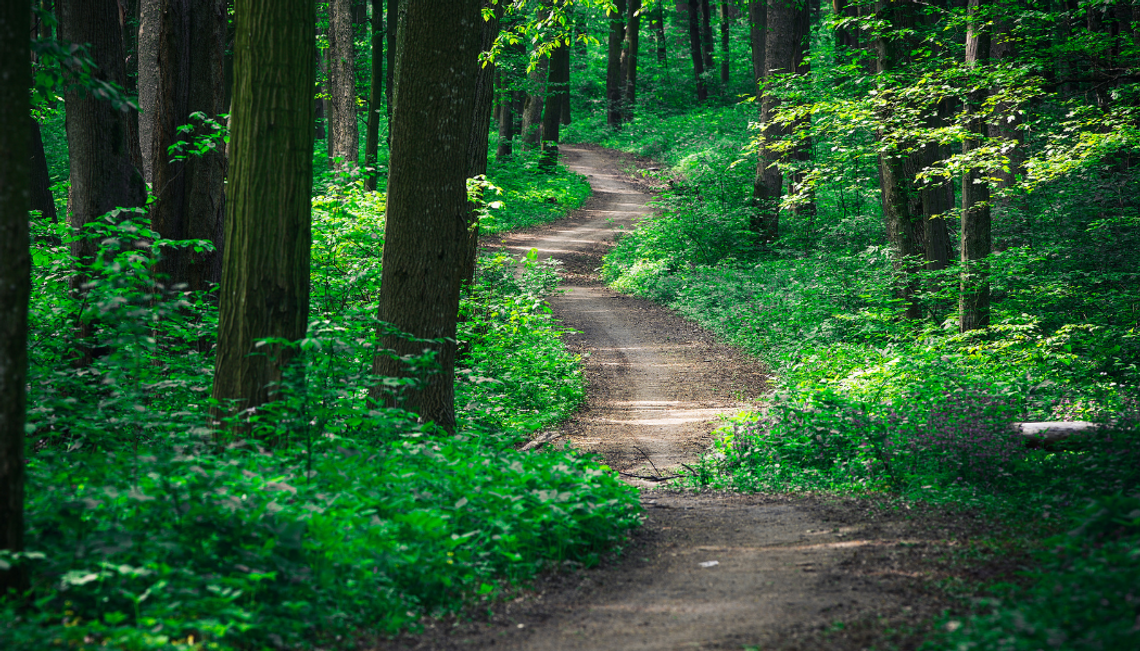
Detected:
[369,146,1007,651]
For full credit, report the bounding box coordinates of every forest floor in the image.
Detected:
[370,146,1007,651]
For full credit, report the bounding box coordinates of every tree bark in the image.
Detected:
[60,0,148,360]
[606,0,627,128]
[496,72,516,158]
[720,1,730,83]
[385,0,398,129]
[211,0,315,430]
[872,0,926,320]
[750,0,809,242]
[686,0,708,101]
[542,38,570,169]
[748,1,766,95]
[699,0,715,73]
[139,0,160,184]
[960,0,991,332]
[520,53,547,149]
[621,0,641,123]
[29,115,57,224]
[459,1,504,287]
[150,0,227,293]
[369,0,484,433]
[329,0,359,170]
[0,0,31,597]
[652,3,666,65]
[364,0,383,191]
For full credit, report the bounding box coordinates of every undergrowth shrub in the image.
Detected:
[7,175,634,650]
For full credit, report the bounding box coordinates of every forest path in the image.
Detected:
[374,146,952,651]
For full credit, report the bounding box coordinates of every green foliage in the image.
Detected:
[925,491,1140,651]
[9,166,633,648]
[481,150,592,233]
[1,434,637,650]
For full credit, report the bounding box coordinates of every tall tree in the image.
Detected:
[0,0,31,597]
[651,2,666,65]
[364,0,383,191]
[699,0,715,73]
[328,0,359,170]
[149,0,227,293]
[621,0,641,123]
[606,0,627,127]
[29,116,57,224]
[369,0,484,432]
[385,0,400,132]
[749,0,766,95]
[460,1,505,287]
[960,0,992,331]
[686,0,708,101]
[520,50,547,148]
[212,0,315,427]
[60,0,148,363]
[750,0,810,241]
[719,1,730,83]
[542,37,571,168]
[872,0,926,319]
[139,0,160,183]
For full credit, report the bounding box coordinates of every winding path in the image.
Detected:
[375,145,949,651]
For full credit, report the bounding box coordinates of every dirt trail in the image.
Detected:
[374,146,961,651]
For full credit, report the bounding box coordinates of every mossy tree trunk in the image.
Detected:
[211,0,315,431]
[369,0,484,433]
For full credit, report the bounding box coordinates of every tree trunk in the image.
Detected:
[606,0,627,128]
[621,0,641,123]
[748,1,765,95]
[520,53,547,149]
[364,0,382,191]
[459,1,504,288]
[385,0,398,129]
[369,0,484,433]
[29,116,57,224]
[329,0,359,170]
[150,0,227,293]
[541,39,570,170]
[686,0,708,101]
[211,0,315,430]
[720,1,730,83]
[832,0,856,55]
[989,11,1024,207]
[750,0,809,242]
[921,102,955,273]
[960,0,991,332]
[60,0,148,362]
[496,75,515,158]
[138,0,160,184]
[872,0,925,320]
[699,0,715,73]
[652,3,666,65]
[0,0,31,597]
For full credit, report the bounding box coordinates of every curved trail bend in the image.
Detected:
[375,146,954,651]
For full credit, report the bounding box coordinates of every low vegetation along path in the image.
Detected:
[379,146,956,651]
